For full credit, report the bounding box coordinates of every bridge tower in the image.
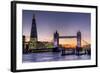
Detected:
[77,31,81,48]
[76,31,82,55]
[53,30,60,52]
[54,30,59,47]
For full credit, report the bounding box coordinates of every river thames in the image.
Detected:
[22,52,91,63]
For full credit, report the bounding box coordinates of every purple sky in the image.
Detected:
[22,10,91,45]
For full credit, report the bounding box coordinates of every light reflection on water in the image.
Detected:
[22,52,91,63]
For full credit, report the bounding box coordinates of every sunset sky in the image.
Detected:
[22,10,91,46]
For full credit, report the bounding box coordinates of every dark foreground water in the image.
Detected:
[22,52,91,63]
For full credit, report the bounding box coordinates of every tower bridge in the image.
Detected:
[54,30,81,49]
[53,30,90,55]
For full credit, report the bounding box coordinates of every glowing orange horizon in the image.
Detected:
[25,36,90,47]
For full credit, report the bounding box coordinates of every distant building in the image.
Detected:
[23,35,25,53]
[37,41,53,49]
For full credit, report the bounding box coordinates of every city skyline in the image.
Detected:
[22,10,91,46]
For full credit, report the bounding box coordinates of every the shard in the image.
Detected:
[30,14,37,40]
[30,14,38,49]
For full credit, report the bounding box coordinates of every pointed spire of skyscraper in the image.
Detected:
[29,13,38,49]
[30,13,37,39]
[32,13,35,20]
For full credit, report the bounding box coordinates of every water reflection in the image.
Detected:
[22,52,91,63]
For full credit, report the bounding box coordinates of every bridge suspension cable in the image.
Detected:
[82,39,90,45]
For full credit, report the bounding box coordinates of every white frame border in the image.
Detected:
[16,3,96,70]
